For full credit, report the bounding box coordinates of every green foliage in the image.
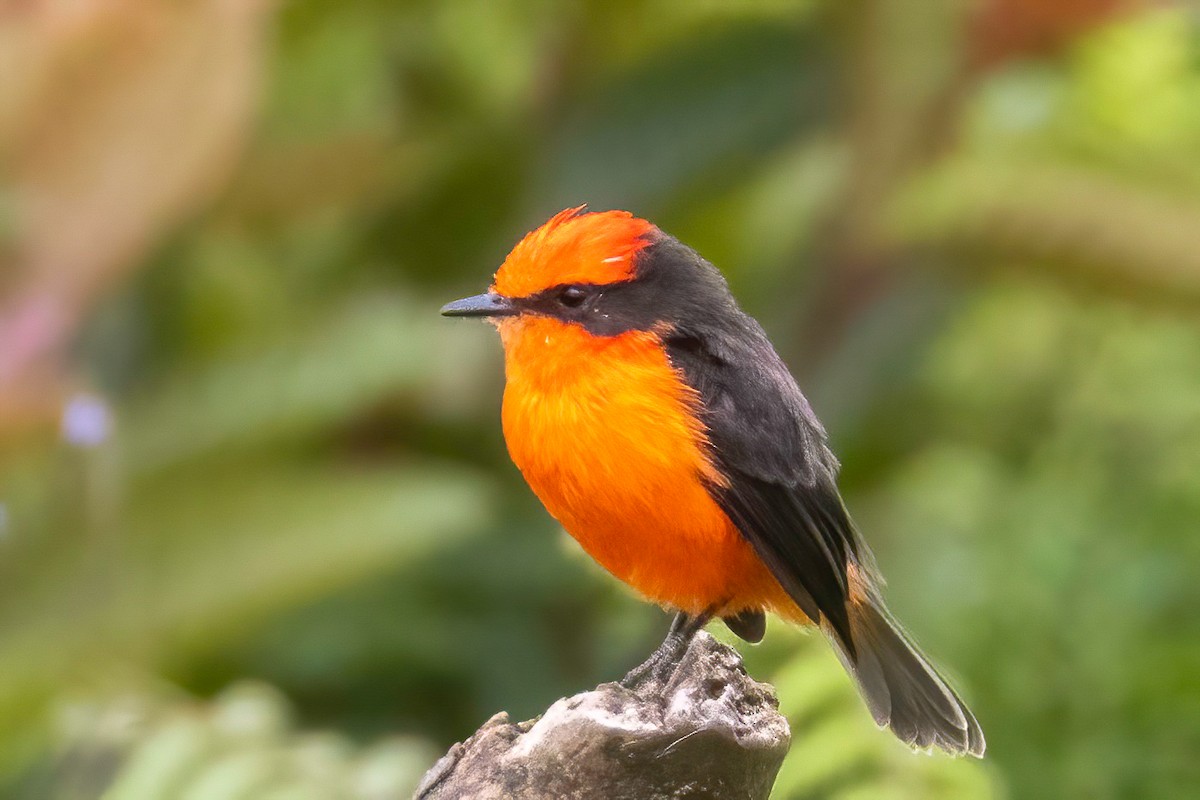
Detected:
[880,281,1200,799]
[28,681,436,799]
[741,631,998,800]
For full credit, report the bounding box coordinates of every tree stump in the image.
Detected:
[414,632,790,800]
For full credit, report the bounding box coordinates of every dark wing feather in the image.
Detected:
[713,472,860,653]
[633,235,982,755]
[663,317,873,656]
[721,608,766,643]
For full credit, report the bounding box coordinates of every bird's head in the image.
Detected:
[440,206,660,330]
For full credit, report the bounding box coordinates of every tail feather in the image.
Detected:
[829,598,985,758]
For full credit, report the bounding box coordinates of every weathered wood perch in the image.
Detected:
[414,632,790,800]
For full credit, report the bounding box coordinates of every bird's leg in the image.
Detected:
[620,612,691,688]
[620,609,714,689]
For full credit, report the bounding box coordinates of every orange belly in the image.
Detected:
[498,316,798,618]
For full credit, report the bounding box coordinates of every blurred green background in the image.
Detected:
[2,1,1199,798]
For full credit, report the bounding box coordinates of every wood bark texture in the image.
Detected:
[415,632,790,800]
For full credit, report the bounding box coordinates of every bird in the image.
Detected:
[441,206,985,757]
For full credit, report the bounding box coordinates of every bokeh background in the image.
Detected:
[2,1,1199,798]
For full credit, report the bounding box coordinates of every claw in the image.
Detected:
[620,610,714,690]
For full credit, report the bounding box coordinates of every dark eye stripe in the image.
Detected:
[505,237,734,339]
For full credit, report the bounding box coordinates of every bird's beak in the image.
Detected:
[440,292,518,318]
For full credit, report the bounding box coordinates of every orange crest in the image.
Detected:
[492,207,656,298]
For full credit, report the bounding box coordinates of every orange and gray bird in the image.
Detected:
[441,207,985,756]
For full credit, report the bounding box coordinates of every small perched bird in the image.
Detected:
[442,207,984,757]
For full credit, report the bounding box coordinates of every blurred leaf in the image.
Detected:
[765,632,997,800]
[873,280,1200,799]
[123,294,493,474]
[0,0,274,414]
[542,21,832,213]
[1068,7,1198,151]
[0,461,490,777]
[890,155,1200,301]
[27,680,437,800]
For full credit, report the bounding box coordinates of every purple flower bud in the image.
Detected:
[61,394,113,448]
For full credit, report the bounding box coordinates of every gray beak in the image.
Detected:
[440,292,518,318]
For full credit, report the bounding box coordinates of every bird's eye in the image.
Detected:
[558,285,588,308]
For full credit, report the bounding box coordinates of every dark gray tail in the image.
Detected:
[830,599,985,757]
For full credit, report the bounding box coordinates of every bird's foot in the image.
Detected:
[619,610,713,691]
[619,644,682,690]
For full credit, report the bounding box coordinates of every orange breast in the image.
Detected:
[498,315,796,618]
